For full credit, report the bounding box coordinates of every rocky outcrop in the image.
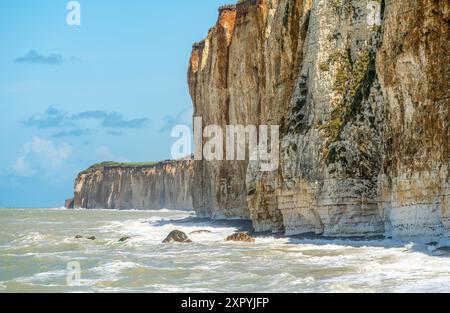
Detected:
[225,232,256,242]
[188,0,449,242]
[69,160,194,210]
[162,230,192,243]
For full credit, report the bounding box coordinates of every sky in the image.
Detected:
[0,0,232,208]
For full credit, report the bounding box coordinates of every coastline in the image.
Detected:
[1,208,450,293]
[6,206,447,249]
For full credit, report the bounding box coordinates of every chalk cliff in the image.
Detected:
[68,161,194,210]
[188,0,449,242]
[67,0,448,243]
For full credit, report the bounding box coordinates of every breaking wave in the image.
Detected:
[0,208,449,292]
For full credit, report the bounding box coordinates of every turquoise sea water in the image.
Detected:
[0,208,449,293]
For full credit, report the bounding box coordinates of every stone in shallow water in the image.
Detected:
[225,232,255,243]
[118,236,131,242]
[74,235,83,239]
[162,230,192,243]
[87,236,96,240]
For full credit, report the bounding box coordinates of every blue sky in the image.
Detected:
[0,0,231,207]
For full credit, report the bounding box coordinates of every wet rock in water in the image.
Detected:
[189,230,212,235]
[75,235,83,239]
[226,232,255,243]
[118,236,131,242]
[87,236,96,240]
[162,230,192,243]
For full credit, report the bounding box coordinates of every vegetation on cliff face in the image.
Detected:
[70,0,449,242]
[319,48,376,164]
[288,75,309,135]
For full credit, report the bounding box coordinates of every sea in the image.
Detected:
[0,208,449,293]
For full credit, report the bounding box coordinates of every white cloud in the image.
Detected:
[10,137,72,177]
[11,156,36,177]
[27,137,71,169]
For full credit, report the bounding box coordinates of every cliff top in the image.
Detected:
[79,161,171,175]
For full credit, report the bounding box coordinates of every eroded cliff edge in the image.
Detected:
[68,161,194,210]
[188,0,449,242]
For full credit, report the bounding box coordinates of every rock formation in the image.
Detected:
[188,0,449,242]
[226,232,256,242]
[162,230,193,243]
[68,160,194,210]
[67,0,449,243]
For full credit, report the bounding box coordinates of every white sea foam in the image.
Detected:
[1,208,450,292]
[98,214,239,246]
[11,232,48,248]
[90,260,140,279]
[14,270,67,284]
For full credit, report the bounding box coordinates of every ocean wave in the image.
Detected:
[89,260,141,281]
[2,209,450,293]
[14,270,67,284]
[394,276,450,293]
[96,215,240,246]
[12,232,47,246]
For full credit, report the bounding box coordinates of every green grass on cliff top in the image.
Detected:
[79,161,170,175]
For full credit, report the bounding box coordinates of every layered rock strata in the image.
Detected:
[68,0,449,243]
[188,0,449,242]
[69,161,194,210]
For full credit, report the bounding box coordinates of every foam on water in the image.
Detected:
[89,260,141,282]
[0,208,449,292]
[15,270,67,284]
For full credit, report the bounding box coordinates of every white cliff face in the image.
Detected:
[68,0,448,243]
[71,161,194,211]
[376,0,450,243]
[278,0,386,238]
[277,0,449,241]
[188,0,449,243]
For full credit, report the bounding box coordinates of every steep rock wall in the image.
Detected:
[376,0,450,241]
[70,161,194,210]
[188,0,449,241]
[189,0,310,219]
